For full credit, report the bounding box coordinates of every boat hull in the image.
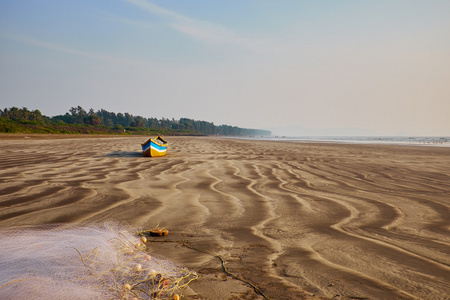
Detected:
[141,136,168,157]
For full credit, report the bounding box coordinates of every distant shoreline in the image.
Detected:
[239,135,450,147]
[3,133,449,147]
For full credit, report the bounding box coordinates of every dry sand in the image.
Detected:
[0,134,449,299]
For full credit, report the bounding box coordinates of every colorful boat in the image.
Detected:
[141,136,168,157]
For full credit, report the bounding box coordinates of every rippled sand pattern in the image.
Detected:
[1,136,449,299]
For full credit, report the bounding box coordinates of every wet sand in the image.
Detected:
[0,134,449,299]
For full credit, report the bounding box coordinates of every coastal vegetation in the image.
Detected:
[0,106,271,136]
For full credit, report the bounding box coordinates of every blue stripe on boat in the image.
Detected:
[142,141,167,152]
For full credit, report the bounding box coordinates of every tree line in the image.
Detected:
[0,106,271,136]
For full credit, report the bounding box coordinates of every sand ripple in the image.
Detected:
[0,136,449,299]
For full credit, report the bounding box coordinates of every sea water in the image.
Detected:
[240,136,450,147]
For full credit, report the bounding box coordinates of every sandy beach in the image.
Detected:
[0,134,449,300]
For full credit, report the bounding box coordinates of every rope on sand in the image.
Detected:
[143,238,270,300]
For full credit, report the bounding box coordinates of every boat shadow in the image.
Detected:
[104,151,142,157]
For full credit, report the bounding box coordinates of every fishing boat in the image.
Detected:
[141,136,168,157]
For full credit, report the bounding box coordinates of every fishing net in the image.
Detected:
[0,222,197,300]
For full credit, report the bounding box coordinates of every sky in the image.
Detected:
[1,0,449,136]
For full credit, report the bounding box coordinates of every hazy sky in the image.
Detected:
[1,0,449,136]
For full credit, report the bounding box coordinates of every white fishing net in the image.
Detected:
[0,222,197,300]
